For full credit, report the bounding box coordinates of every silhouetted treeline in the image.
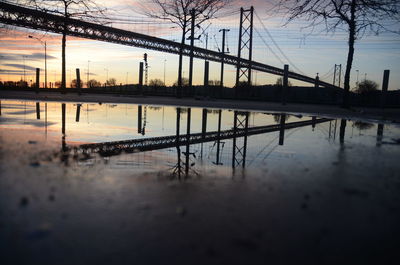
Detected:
[1,81,399,107]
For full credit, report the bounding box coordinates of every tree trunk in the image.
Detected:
[62,4,67,92]
[61,32,66,91]
[342,2,356,108]
[177,23,186,98]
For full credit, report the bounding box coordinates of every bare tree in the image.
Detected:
[149,78,165,87]
[87,79,101,88]
[355,79,378,94]
[106,78,117,86]
[275,0,400,107]
[142,0,231,94]
[23,0,106,90]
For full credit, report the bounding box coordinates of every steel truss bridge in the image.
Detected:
[74,118,330,157]
[0,2,338,89]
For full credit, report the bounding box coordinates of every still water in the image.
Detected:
[1,99,400,264]
[1,99,399,177]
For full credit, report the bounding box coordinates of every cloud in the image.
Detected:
[2,64,38,71]
[0,52,57,61]
[0,69,36,75]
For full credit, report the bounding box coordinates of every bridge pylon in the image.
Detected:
[235,6,254,97]
[232,111,249,169]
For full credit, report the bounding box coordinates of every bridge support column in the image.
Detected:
[282,64,289,105]
[380,70,390,108]
[76,68,81,91]
[315,74,320,89]
[35,68,40,93]
[76,104,81,122]
[279,114,286,145]
[202,109,207,139]
[204,61,209,97]
[139,62,144,95]
[36,102,40,120]
[138,105,142,134]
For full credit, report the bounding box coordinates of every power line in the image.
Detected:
[254,11,307,75]
[254,28,286,65]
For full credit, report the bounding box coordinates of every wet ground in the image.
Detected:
[1,99,400,265]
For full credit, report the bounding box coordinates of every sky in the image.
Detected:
[0,0,399,90]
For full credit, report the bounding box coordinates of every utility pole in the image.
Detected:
[143,53,148,86]
[219,28,230,88]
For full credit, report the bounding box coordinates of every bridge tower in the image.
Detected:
[333,64,342,87]
[235,6,254,96]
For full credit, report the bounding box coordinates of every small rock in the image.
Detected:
[20,197,29,207]
[28,140,37,144]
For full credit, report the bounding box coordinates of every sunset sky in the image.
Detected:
[0,0,399,90]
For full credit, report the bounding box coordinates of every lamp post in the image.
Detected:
[29,35,47,89]
[356,70,359,86]
[164,59,166,86]
[87,60,90,88]
[22,55,26,82]
[104,68,108,85]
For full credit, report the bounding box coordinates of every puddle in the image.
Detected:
[1,99,399,264]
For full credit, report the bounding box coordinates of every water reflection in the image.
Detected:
[1,99,398,179]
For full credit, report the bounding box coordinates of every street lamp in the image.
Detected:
[29,35,47,89]
[104,68,108,84]
[164,59,166,86]
[87,60,90,88]
[22,55,26,82]
[356,70,359,85]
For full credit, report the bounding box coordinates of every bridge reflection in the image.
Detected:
[1,101,389,178]
[57,103,335,178]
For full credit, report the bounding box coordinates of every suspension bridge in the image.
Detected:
[0,2,340,90]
